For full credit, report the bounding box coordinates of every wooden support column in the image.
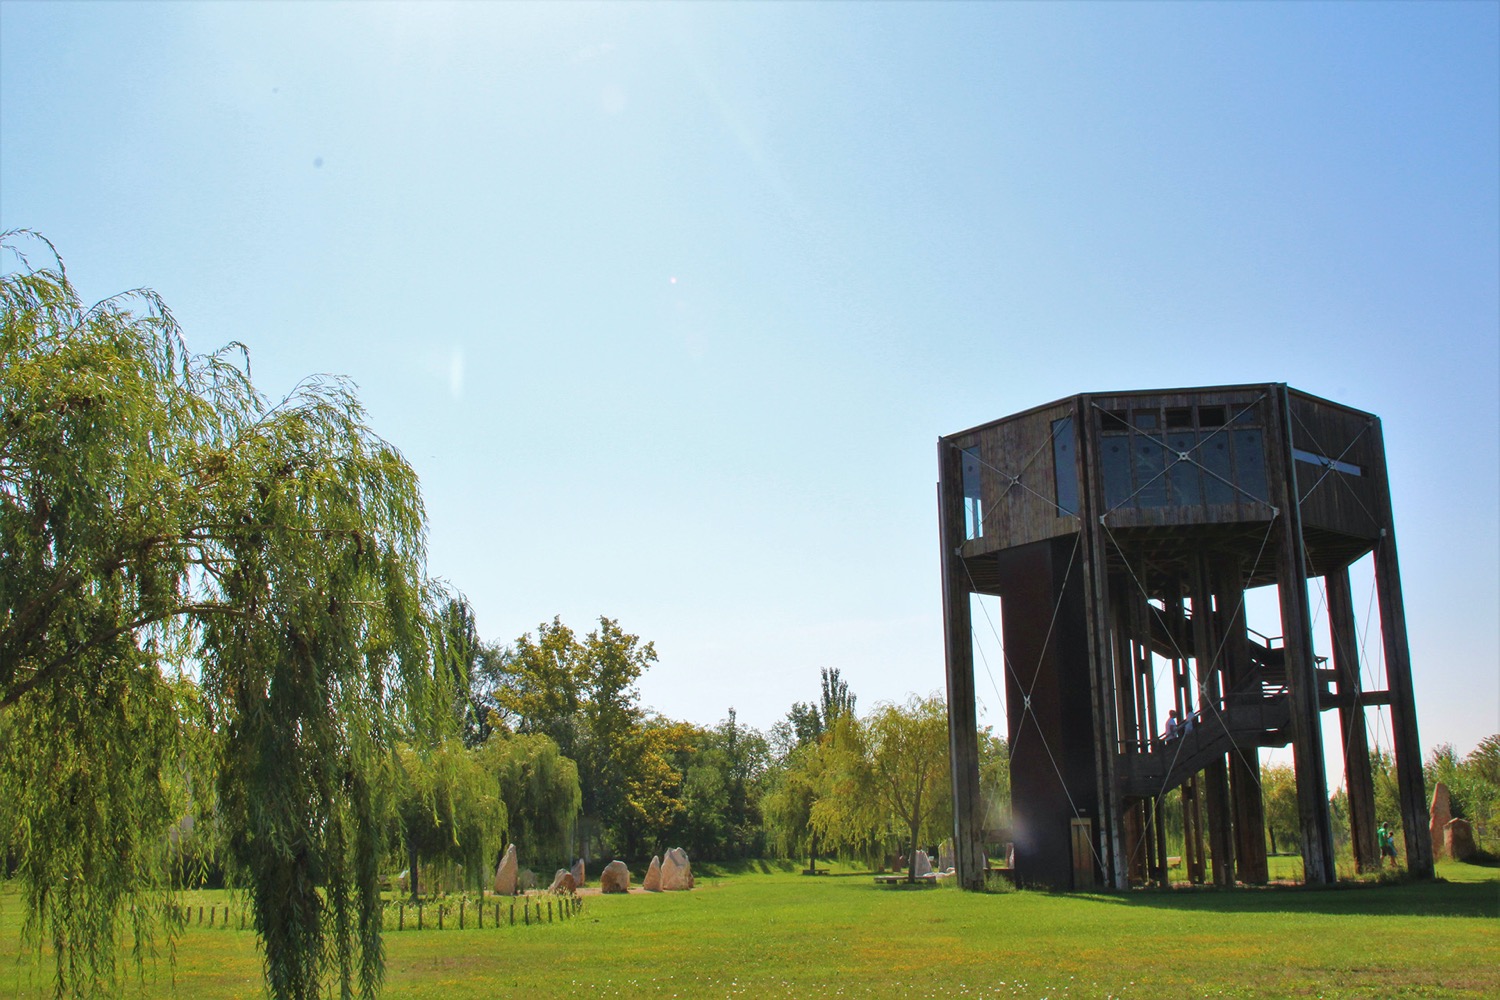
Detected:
[937,440,985,891]
[1268,385,1338,885]
[1211,555,1268,884]
[1183,775,1205,884]
[1368,421,1434,878]
[1326,567,1379,873]
[1076,396,1125,889]
[1125,802,1145,885]
[1189,559,1236,886]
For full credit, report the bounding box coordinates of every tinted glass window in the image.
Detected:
[1102,436,1132,510]
[1167,431,1203,506]
[1052,417,1078,517]
[1200,430,1235,504]
[1232,429,1268,503]
[962,446,983,539]
[1135,434,1169,507]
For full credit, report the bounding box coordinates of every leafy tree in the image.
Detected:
[782,667,857,750]
[490,615,659,858]
[393,738,505,900]
[433,595,492,748]
[977,727,1012,836]
[810,711,887,866]
[494,617,585,757]
[1262,764,1300,855]
[615,716,694,858]
[578,618,655,851]
[862,696,952,881]
[762,739,828,871]
[667,710,770,860]
[1370,748,1403,844]
[1,233,435,999]
[475,731,582,867]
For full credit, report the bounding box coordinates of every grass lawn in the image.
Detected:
[2,859,1495,998]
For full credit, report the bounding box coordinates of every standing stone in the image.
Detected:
[913,850,933,878]
[571,858,586,888]
[1445,818,1478,862]
[1430,783,1453,860]
[939,839,955,873]
[519,869,537,891]
[548,869,577,894]
[644,855,662,891]
[600,860,631,893]
[661,847,693,891]
[493,844,518,896]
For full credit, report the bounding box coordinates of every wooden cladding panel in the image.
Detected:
[1286,390,1383,542]
[954,400,1079,557]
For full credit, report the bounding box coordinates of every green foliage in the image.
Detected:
[1,233,436,999]
[394,739,505,899]
[491,616,660,858]
[494,618,584,756]
[761,741,826,868]
[474,732,581,866]
[672,711,770,860]
[977,727,1011,833]
[1426,736,1500,850]
[615,717,694,857]
[1261,764,1300,854]
[862,696,952,878]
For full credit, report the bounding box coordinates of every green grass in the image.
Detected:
[2,859,1496,998]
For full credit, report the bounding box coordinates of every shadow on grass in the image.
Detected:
[1071,877,1499,919]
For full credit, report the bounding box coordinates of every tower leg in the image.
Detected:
[937,443,985,890]
[1327,567,1379,873]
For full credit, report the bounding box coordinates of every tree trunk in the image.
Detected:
[408,840,420,904]
[808,832,819,873]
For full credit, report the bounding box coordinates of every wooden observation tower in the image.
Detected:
[937,384,1431,891]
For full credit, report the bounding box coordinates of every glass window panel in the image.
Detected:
[962,446,983,539]
[1052,417,1078,517]
[1200,431,1235,504]
[1165,407,1193,429]
[1232,429,1268,503]
[1102,436,1132,510]
[1102,409,1128,433]
[1133,410,1159,430]
[1167,431,1203,506]
[1135,434,1169,507]
[1199,405,1227,428]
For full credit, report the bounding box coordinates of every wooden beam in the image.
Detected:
[937,439,986,891]
[1368,419,1434,878]
[1076,395,1125,889]
[1268,385,1338,885]
[1190,557,1235,887]
[1327,567,1379,873]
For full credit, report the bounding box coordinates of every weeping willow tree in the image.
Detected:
[1,231,438,998]
[475,732,582,868]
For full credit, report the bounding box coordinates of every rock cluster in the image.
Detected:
[600,860,631,893]
[493,844,518,896]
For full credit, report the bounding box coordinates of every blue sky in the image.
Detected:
[3,2,1496,770]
